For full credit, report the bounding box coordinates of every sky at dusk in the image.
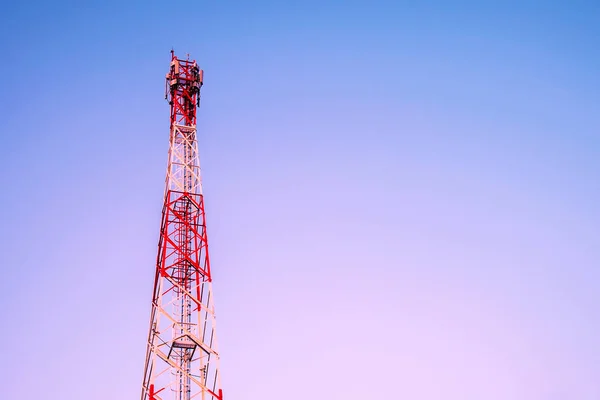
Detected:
[0,1,599,399]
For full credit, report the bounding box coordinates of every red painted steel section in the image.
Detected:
[158,191,211,281]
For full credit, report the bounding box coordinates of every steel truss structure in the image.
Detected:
[141,51,223,400]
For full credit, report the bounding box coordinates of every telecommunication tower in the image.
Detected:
[141,51,224,400]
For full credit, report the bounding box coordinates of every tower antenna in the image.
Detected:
[140,52,222,400]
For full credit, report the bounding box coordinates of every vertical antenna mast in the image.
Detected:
[141,51,223,400]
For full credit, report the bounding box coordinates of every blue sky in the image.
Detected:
[0,1,599,399]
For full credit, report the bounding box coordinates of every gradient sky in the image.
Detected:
[1,1,599,399]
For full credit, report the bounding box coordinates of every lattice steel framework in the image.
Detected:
[141,51,223,400]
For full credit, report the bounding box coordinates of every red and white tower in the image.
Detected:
[141,51,223,400]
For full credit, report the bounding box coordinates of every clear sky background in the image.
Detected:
[0,1,599,399]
